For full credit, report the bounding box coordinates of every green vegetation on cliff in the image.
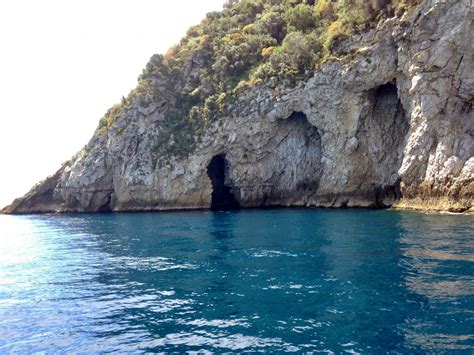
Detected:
[99,0,420,159]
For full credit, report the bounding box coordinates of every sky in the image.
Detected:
[0,0,224,208]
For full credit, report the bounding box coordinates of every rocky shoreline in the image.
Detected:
[3,0,473,215]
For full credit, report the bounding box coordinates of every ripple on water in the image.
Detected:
[113,256,198,271]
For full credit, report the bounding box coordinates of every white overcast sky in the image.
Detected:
[0,0,224,208]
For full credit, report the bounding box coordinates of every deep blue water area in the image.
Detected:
[0,209,473,352]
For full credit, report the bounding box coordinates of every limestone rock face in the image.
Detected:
[4,0,473,214]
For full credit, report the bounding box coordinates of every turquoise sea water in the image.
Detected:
[0,209,473,353]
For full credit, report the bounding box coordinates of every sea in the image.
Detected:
[0,209,473,352]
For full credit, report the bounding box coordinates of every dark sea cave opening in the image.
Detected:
[207,154,240,211]
[374,82,398,102]
[287,111,308,121]
[368,80,408,207]
[97,192,113,213]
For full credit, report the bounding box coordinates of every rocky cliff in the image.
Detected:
[3,0,473,214]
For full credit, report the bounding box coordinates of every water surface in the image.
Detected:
[1,209,473,352]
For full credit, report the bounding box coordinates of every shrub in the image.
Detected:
[315,0,336,21]
[254,10,286,42]
[323,19,349,51]
[284,3,318,32]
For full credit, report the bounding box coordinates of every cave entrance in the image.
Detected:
[287,111,308,121]
[359,80,409,207]
[207,155,240,211]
